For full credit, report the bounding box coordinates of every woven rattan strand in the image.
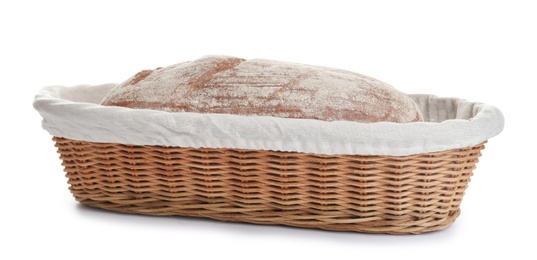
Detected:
[53,137,485,234]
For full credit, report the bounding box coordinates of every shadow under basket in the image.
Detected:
[53,136,486,234]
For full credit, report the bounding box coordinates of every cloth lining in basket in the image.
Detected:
[33,84,504,156]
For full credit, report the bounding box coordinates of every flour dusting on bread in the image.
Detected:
[101,55,423,123]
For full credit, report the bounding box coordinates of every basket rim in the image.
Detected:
[34,84,504,156]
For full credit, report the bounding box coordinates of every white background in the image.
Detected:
[2,0,535,259]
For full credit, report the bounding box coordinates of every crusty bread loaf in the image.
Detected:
[101,55,423,123]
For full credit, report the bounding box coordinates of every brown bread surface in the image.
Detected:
[101,55,422,123]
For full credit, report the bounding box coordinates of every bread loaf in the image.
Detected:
[101,55,422,123]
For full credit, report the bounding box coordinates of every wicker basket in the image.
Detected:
[35,84,503,234]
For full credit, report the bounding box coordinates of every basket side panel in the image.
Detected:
[53,137,484,234]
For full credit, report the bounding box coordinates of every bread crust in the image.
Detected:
[101,55,422,123]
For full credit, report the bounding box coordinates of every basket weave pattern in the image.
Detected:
[54,137,485,234]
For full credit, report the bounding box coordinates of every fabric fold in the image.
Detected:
[33,84,504,156]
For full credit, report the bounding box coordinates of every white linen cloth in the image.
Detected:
[33,84,504,156]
